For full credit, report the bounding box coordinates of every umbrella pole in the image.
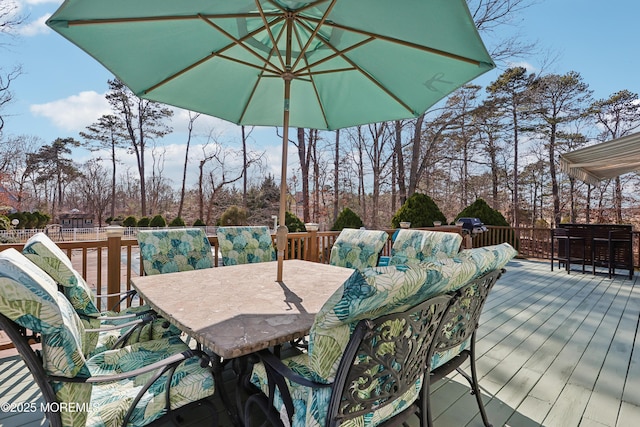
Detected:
[276,77,292,282]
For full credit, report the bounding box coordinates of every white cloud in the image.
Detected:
[22,0,62,5]
[506,61,538,74]
[18,13,51,36]
[30,91,110,131]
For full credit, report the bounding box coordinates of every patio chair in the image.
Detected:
[137,227,215,275]
[22,232,179,356]
[216,225,276,266]
[244,264,452,427]
[329,228,388,271]
[0,248,217,427]
[388,229,463,266]
[550,227,586,274]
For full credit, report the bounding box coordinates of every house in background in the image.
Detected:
[58,209,94,228]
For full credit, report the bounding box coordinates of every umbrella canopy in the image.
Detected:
[560,132,640,185]
[47,0,494,280]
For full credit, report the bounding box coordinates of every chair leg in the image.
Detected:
[423,374,434,427]
[457,339,492,427]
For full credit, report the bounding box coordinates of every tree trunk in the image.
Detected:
[333,129,340,223]
[297,128,310,223]
[407,113,426,197]
[394,120,407,205]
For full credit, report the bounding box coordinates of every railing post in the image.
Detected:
[305,223,319,262]
[106,226,124,311]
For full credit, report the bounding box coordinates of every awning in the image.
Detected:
[559,132,640,185]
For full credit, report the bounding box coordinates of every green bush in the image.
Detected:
[454,198,509,226]
[332,208,363,231]
[169,216,186,227]
[285,212,306,232]
[33,211,50,228]
[193,218,206,226]
[137,216,150,227]
[122,216,137,227]
[391,193,446,228]
[220,205,248,226]
[149,214,166,228]
[0,216,10,230]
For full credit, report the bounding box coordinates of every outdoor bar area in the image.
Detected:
[551,223,634,278]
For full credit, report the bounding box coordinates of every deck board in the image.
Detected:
[1,259,640,427]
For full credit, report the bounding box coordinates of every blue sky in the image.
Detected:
[1,0,639,186]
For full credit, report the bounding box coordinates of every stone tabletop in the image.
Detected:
[130,259,355,359]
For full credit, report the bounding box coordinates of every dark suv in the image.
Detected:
[455,217,488,234]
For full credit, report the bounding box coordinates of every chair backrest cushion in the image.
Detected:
[216,226,276,266]
[450,243,518,288]
[0,248,89,378]
[137,228,214,275]
[389,229,462,266]
[329,228,388,271]
[23,232,100,317]
[309,243,517,383]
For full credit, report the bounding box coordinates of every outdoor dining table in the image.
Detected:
[130,259,355,424]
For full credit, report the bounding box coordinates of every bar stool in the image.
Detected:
[551,228,586,274]
[607,230,633,279]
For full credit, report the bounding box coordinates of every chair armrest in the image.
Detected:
[255,349,330,389]
[84,314,154,333]
[96,289,137,299]
[90,308,156,323]
[254,349,331,425]
[49,349,211,384]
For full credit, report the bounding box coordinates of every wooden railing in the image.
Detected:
[3,224,636,312]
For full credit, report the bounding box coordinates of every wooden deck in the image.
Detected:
[2,258,640,426]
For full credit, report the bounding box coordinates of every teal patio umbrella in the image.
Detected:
[48,0,494,280]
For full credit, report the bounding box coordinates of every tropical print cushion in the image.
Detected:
[85,336,215,427]
[137,228,214,275]
[455,243,518,279]
[249,242,518,427]
[430,243,517,369]
[250,259,480,427]
[23,232,100,317]
[250,355,422,427]
[22,232,179,355]
[329,228,388,272]
[389,229,462,266]
[216,226,276,265]
[0,249,89,378]
[0,249,215,427]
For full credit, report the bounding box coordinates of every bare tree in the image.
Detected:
[177,112,200,219]
[0,2,26,133]
[80,115,127,218]
[589,90,640,223]
[74,159,111,226]
[528,71,592,226]
[105,79,173,216]
[487,67,534,225]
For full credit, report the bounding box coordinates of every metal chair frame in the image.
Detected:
[427,268,504,427]
[244,293,453,427]
[0,313,218,427]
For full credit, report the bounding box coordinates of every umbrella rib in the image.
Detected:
[295,37,376,75]
[290,22,330,129]
[61,12,278,26]
[142,15,284,95]
[255,0,287,73]
[305,18,490,67]
[290,0,338,72]
[199,13,285,74]
[294,20,416,116]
